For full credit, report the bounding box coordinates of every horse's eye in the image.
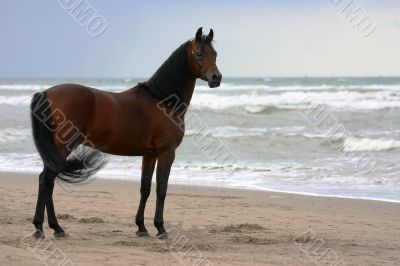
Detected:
[195,51,202,58]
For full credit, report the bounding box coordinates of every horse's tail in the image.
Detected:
[30,91,106,183]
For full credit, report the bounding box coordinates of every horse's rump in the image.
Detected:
[31,86,106,183]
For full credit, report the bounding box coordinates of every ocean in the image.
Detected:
[0,77,399,202]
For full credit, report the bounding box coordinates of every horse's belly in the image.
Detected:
[87,128,152,156]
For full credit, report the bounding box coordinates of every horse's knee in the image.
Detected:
[156,187,167,201]
[157,193,166,202]
[140,188,151,199]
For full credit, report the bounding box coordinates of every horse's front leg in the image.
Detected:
[135,155,157,236]
[154,149,175,239]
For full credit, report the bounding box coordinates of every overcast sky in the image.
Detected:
[1,0,400,78]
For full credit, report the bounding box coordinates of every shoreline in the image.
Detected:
[1,170,400,265]
[1,168,399,204]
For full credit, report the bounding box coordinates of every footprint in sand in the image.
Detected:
[79,217,104,223]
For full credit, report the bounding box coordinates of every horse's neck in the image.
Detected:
[182,42,198,108]
[183,78,196,107]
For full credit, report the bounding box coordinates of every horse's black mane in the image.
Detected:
[142,41,191,103]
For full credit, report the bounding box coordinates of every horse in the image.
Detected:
[29,27,222,239]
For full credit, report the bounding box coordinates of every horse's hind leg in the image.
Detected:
[46,177,67,237]
[32,167,57,239]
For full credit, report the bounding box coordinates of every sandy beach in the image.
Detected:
[0,171,399,266]
[3,1,400,265]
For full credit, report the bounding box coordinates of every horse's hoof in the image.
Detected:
[33,230,45,239]
[136,230,149,237]
[54,231,69,238]
[156,232,169,240]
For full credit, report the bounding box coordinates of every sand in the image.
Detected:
[0,171,399,266]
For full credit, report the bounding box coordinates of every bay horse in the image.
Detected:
[30,27,221,239]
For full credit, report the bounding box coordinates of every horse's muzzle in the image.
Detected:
[208,73,222,88]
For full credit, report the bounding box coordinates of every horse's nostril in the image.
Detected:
[212,74,218,81]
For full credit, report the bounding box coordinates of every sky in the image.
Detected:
[1,0,400,78]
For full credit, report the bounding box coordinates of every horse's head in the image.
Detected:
[189,27,222,88]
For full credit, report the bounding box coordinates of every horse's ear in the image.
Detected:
[195,27,203,41]
[206,29,214,42]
